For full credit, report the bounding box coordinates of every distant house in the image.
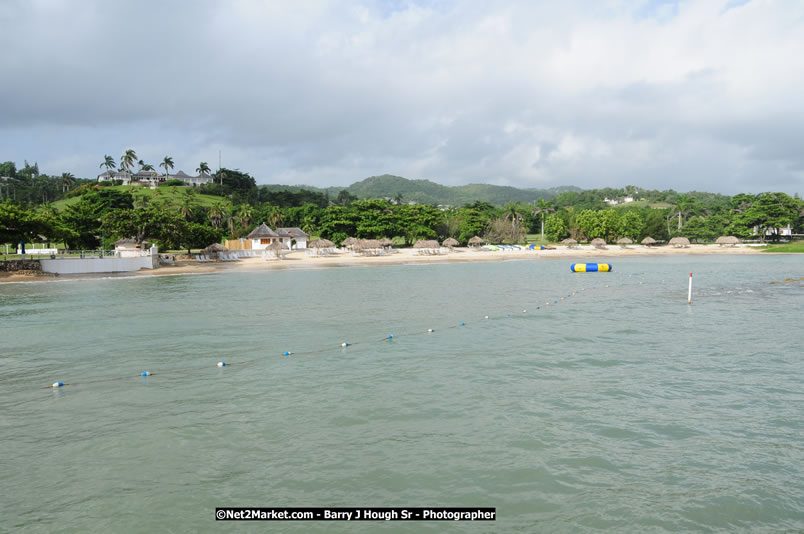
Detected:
[754,224,792,237]
[277,227,309,250]
[604,197,619,206]
[97,169,214,187]
[114,238,149,257]
[246,223,292,250]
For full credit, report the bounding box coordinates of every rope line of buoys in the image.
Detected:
[28,273,651,393]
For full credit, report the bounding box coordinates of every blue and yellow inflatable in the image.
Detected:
[571,263,612,272]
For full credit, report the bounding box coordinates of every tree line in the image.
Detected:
[1,157,802,251]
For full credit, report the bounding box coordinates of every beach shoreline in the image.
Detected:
[0,244,773,283]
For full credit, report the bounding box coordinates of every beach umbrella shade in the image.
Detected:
[203,243,228,259]
[641,236,657,246]
[265,240,287,259]
[413,240,440,249]
[617,237,633,247]
[715,235,740,246]
[590,238,607,248]
[561,238,578,248]
[468,236,484,247]
[669,236,690,248]
[354,239,382,253]
[442,237,459,248]
[341,237,358,248]
[378,238,393,247]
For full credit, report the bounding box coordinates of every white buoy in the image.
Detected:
[523,309,527,313]
[688,272,693,304]
[427,328,434,333]
[341,342,350,347]
[141,371,151,376]
[52,382,63,388]
[484,315,489,319]
[217,361,226,367]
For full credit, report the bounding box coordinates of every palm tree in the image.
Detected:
[159,156,174,181]
[120,149,137,172]
[532,198,555,241]
[209,202,224,228]
[671,194,696,230]
[236,204,254,231]
[179,195,194,221]
[60,172,75,192]
[196,162,211,175]
[502,202,524,243]
[137,159,145,172]
[266,205,284,228]
[99,155,116,176]
[141,163,155,171]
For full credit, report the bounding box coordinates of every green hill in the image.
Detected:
[261,175,580,206]
[50,185,229,212]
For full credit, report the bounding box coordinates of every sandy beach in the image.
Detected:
[0,244,771,282]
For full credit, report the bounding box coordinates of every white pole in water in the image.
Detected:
[688,272,693,304]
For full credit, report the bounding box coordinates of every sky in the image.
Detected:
[1,0,803,194]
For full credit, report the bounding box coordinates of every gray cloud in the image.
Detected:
[1,0,802,194]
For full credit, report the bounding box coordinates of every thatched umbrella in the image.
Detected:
[356,239,382,253]
[617,237,633,248]
[203,242,228,259]
[378,238,393,248]
[669,236,690,248]
[442,237,459,248]
[561,238,578,248]
[641,236,657,246]
[341,237,358,248]
[414,239,440,249]
[309,239,335,248]
[716,235,740,247]
[468,235,484,247]
[590,238,607,248]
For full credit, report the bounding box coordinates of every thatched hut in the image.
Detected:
[442,237,459,248]
[669,236,690,248]
[468,236,484,248]
[716,235,740,247]
[641,236,657,246]
[203,243,228,259]
[590,238,607,249]
[561,238,578,248]
[616,237,633,248]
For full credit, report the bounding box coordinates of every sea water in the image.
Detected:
[1,255,802,533]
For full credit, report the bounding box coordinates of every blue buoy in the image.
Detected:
[341,342,350,347]
[554,300,558,303]
[536,306,540,309]
[141,371,151,376]
[387,334,393,339]
[460,322,465,326]
[52,382,63,388]
[284,351,292,356]
[217,361,226,367]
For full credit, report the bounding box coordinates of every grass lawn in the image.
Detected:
[762,241,804,253]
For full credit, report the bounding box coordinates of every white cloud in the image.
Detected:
[0,0,802,194]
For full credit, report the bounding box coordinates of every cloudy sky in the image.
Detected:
[1,0,802,193]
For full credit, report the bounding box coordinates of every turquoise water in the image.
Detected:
[1,255,802,533]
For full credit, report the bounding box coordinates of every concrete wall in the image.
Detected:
[39,255,157,274]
